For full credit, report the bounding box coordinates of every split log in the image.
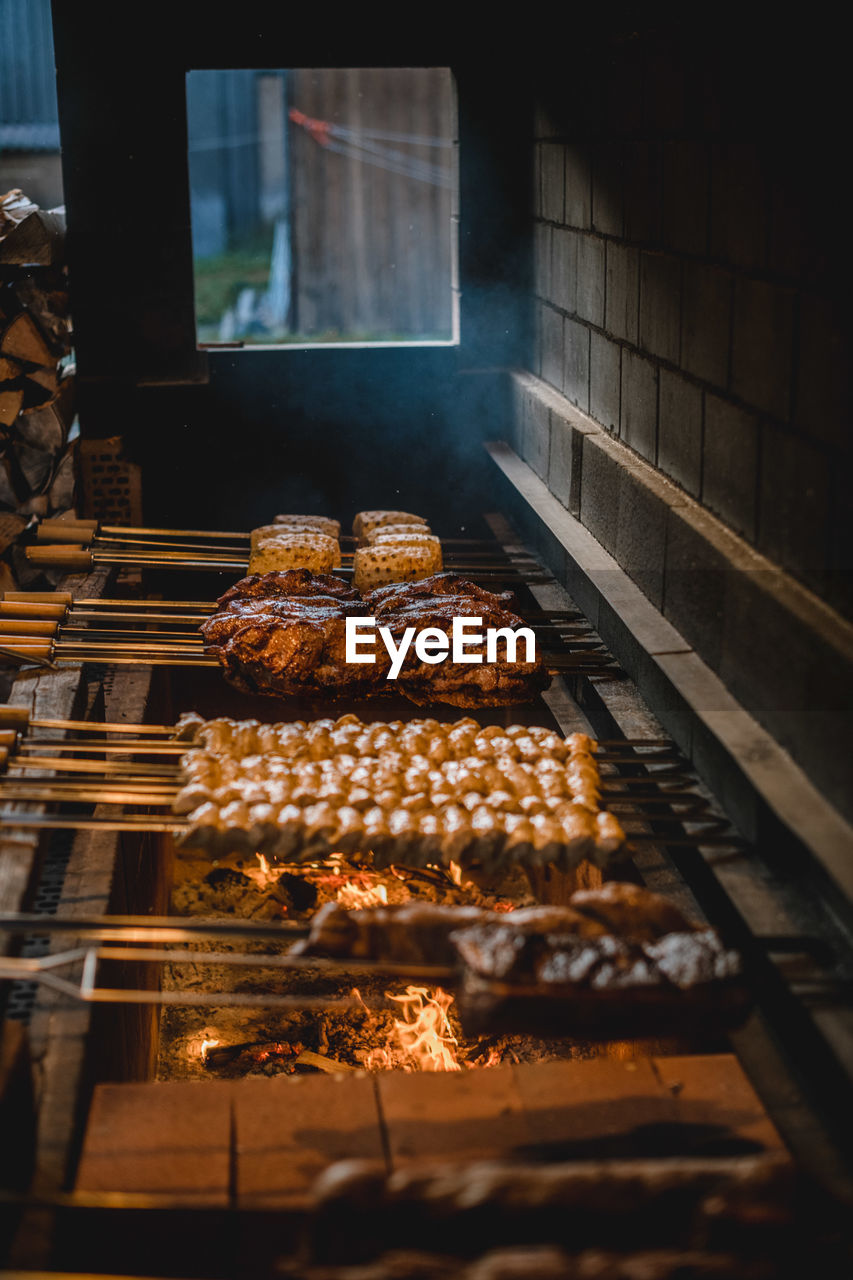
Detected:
[15,402,66,453]
[0,388,23,427]
[48,443,77,511]
[0,356,22,383]
[0,312,54,367]
[24,366,59,399]
[0,208,66,267]
[11,274,71,355]
[13,440,55,495]
[0,456,19,507]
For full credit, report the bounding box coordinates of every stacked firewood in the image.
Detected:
[0,189,76,520]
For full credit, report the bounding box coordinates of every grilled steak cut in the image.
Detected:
[217,569,361,607]
[366,572,518,614]
[202,570,549,706]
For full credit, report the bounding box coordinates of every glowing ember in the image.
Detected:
[337,880,388,909]
[363,985,461,1073]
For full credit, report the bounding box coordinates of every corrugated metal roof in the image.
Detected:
[0,0,59,146]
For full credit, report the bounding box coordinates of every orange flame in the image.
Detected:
[337,879,388,909]
[362,985,461,1073]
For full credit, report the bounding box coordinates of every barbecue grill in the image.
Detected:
[2,6,852,1278]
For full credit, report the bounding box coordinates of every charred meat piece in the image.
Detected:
[217,570,361,608]
[569,881,694,941]
[296,889,699,967]
[294,901,491,966]
[374,592,549,706]
[203,570,549,707]
[366,572,518,614]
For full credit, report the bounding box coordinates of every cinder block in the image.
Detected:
[550,226,578,314]
[624,141,662,245]
[579,432,622,556]
[615,460,675,609]
[576,234,605,326]
[236,1073,384,1207]
[702,393,759,541]
[620,349,658,463]
[757,422,830,581]
[642,45,686,136]
[541,141,566,223]
[589,332,621,432]
[563,318,590,411]
[661,140,709,256]
[547,412,574,509]
[731,277,794,420]
[658,369,702,496]
[662,503,734,669]
[709,142,768,270]
[532,142,543,217]
[540,304,564,391]
[639,251,681,365]
[76,1081,234,1205]
[564,145,592,228]
[768,173,810,279]
[681,262,732,388]
[533,222,551,300]
[531,303,544,379]
[591,142,624,237]
[521,389,551,481]
[508,370,527,455]
[719,569,811,727]
[792,293,850,451]
[605,243,639,345]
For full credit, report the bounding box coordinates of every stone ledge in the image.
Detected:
[485,439,853,906]
[504,370,853,827]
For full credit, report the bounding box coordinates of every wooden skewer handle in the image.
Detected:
[0,602,67,620]
[26,546,94,569]
[36,520,98,544]
[3,591,75,604]
[0,707,30,728]
[0,619,58,637]
[0,642,53,660]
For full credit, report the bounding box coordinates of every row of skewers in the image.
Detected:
[0,588,614,674]
[0,707,729,845]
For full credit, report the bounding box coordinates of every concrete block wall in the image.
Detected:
[526,22,852,622]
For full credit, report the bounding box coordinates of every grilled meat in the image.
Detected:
[202,570,549,706]
[294,891,747,1036]
[217,570,361,608]
[366,572,518,614]
[296,888,696,966]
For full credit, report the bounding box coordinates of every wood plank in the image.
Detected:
[377,1063,530,1166]
[75,1081,234,1204]
[654,1053,788,1158]
[235,1072,385,1208]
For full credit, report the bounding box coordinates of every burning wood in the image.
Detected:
[359,985,462,1073]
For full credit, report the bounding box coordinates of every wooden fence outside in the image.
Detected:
[288,67,455,341]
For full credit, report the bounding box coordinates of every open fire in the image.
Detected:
[161,841,569,1082]
[358,985,462,1073]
